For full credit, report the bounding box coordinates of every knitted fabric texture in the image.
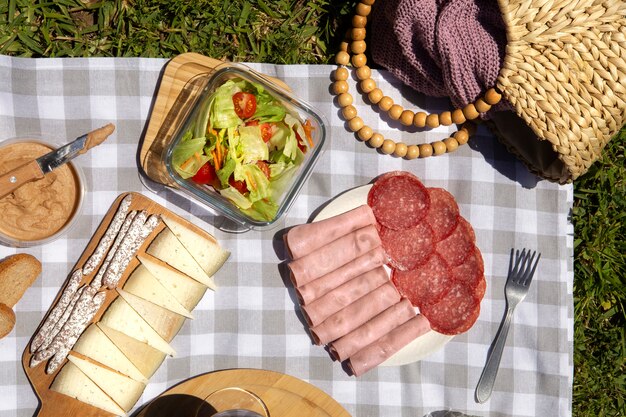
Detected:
[370,0,507,108]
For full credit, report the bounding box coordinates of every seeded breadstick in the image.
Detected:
[83,194,133,276]
[30,269,82,353]
[36,286,86,353]
[90,210,137,290]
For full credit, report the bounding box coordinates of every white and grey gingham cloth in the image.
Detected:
[0,56,573,417]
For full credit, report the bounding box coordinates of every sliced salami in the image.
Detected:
[421,282,480,335]
[368,173,430,230]
[391,253,453,308]
[425,188,460,241]
[474,277,487,301]
[380,222,434,271]
[436,218,475,267]
[451,245,484,288]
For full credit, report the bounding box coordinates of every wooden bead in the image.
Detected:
[368,88,383,104]
[333,80,349,95]
[400,110,415,126]
[454,129,469,145]
[351,28,366,41]
[462,103,480,120]
[381,139,396,154]
[351,40,366,54]
[451,109,466,124]
[378,96,394,111]
[388,104,404,120]
[334,67,349,81]
[368,133,384,148]
[440,111,452,126]
[339,41,349,52]
[406,145,420,160]
[393,142,408,158]
[419,143,433,158]
[432,140,447,155]
[358,125,373,141]
[361,0,375,5]
[351,53,367,68]
[413,111,427,128]
[348,116,364,132]
[355,65,371,80]
[352,15,367,28]
[337,92,353,107]
[342,105,357,120]
[335,51,350,66]
[360,78,376,93]
[475,98,491,113]
[484,88,502,105]
[426,113,440,128]
[356,3,372,16]
[444,137,459,152]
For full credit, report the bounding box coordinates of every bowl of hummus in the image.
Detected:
[0,137,85,247]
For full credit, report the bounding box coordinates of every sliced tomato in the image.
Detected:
[246,120,273,142]
[229,176,248,194]
[191,162,218,185]
[294,129,307,153]
[256,161,271,179]
[233,92,257,119]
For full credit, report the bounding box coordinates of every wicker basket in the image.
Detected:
[490,0,625,182]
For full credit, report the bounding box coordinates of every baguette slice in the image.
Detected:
[72,324,148,383]
[0,254,42,307]
[51,362,125,416]
[123,264,193,318]
[67,354,145,412]
[161,215,230,276]
[137,254,207,311]
[0,303,15,339]
[146,228,216,289]
[98,296,175,356]
[96,323,166,379]
[116,289,186,342]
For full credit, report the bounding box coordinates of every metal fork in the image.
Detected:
[475,248,541,403]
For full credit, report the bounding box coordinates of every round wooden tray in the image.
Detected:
[134,369,351,417]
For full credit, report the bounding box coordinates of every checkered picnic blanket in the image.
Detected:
[0,55,573,417]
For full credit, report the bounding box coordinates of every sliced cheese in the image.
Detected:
[51,362,125,416]
[96,323,165,379]
[117,288,186,342]
[146,228,216,289]
[162,215,230,276]
[67,354,145,412]
[123,264,193,318]
[99,296,175,356]
[137,254,207,311]
[73,324,148,383]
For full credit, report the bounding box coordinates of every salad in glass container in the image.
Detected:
[170,76,318,223]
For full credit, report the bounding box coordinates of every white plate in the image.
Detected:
[314,185,453,366]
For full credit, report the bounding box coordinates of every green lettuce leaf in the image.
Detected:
[239,125,269,164]
[209,80,243,129]
[172,131,210,179]
[242,199,279,222]
[219,186,252,209]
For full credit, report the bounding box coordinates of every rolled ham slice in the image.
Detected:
[288,225,381,288]
[347,314,431,376]
[329,298,416,362]
[296,246,386,305]
[301,266,389,327]
[285,205,377,260]
[309,281,401,345]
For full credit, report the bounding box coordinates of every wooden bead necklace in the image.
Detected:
[332,0,503,158]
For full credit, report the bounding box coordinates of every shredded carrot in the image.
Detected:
[180,155,195,171]
[246,172,257,190]
[211,149,220,171]
[303,119,314,148]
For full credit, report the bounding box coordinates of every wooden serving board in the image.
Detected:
[135,369,352,417]
[22,191,218,417]
[139,52,289,187]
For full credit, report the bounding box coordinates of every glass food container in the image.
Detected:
[161,64,327,230]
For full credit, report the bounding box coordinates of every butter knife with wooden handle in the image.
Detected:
[0,124,115,199]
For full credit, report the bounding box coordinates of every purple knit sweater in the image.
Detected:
[370,0,507,109]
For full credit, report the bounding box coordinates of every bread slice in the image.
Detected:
[0,254,42,308]
[0,303,15,338]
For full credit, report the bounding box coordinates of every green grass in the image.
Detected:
[1,1,625,416]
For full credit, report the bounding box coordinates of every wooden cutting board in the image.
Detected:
[139,52,289,187]
[22,192,219,417]
[135,369,352,417]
